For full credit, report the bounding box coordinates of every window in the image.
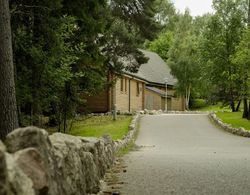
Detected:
[125,78,127,93]
[136,82,140,96]
[120,78,124,92]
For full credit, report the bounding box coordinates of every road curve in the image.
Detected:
[119,114,250,195]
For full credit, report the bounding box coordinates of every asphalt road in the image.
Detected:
[119,114,250,195]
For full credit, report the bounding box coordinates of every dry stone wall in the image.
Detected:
[0,114,140,195]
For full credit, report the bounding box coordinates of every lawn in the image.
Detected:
[192,102,231,112]
[191,100,250,130]
[216,112,250,131]
[69,115,133,140]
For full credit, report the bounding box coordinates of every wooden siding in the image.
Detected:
[145,89,162,110]
[85,91,109,113]
[145,88,185,111]
[171,97,185,111]
[161,97,172,111]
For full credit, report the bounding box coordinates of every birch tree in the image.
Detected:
[168,11,200,110]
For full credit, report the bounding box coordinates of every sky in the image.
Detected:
[172,0,214,17]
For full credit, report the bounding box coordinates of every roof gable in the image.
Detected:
[124,49,177,86]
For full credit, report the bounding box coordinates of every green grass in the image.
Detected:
[191,100,250,131]
[216,112,250,131]
[193,103,231,112]
[69,115,132,140]
[116,117,141,157]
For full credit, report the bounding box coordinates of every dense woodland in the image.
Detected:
[0,0,250,139]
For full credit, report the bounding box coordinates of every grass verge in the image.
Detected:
[116,117,141,157]
[69,115,132,140]
[192,103,231,112]
[216,112,250,131]
[192,101,250,131]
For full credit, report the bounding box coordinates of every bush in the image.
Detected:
[190,99,208,109]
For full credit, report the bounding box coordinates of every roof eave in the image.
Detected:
[123,72,149,83]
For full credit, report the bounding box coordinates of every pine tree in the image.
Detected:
[0,0,18,139]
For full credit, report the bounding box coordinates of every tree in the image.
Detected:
[154,0,178,31]
[0,0,18,139]
[10,0,111,129]
[146,31,173,61]
[232,29,250,119]
[232,0,250,119]
[200,0,247,112]
[110,0,160,41]
[167,11,201,110]
[10,0,160,131]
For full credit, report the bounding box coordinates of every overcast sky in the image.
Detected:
[172,0,214,16]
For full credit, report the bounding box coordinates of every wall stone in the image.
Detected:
[139,109,209,115]
[13,148,48,194]
[0,114,140,195]
[5,127,62,195]
[0,141,9,195]
[5,153,35,195]
[49,133,99,194]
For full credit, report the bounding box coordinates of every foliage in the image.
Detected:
[231,29,250,118]
[200,0,247,112]
[10,0,160,131]
[146,0,250,119]
[153,0,178,31]
[146,10,210,110]
[146,31,173,61]
[232,29,250,69]
[110,0,160,41]
[189,99,208,109]
[167,11,202,110]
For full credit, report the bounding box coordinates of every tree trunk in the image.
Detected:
[243,98,248,118]
[185,84,191,110]
[235,100,241,112]
[230,101,236,112]
[248,101,250,120]
[243,0,250,119]
[0,0,18,140]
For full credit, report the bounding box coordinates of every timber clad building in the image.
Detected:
[85,50,185,113]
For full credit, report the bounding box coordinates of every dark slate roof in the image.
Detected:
[124,49,177,86]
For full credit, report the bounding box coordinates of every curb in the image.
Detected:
[140,109,209,115]
[209,112,250,138]
[114,114,140,151]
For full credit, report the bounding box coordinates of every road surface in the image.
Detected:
[119,114,250,195]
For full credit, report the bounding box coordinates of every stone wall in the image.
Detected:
[0,115,140,195]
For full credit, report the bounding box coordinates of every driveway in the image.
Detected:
[119,114,250,195]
